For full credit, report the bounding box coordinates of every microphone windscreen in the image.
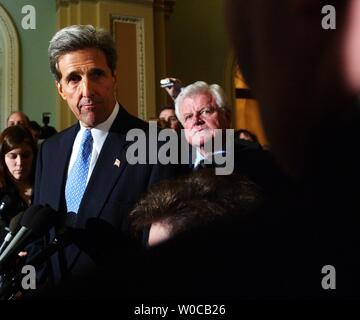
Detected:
[0,195,14,219]
[20,204,44,228]
[8,211,25,234]
[0,194,13,207]
[23,206,60,236]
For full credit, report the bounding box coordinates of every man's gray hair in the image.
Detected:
[48,25,117,81]
[174,81,230,124]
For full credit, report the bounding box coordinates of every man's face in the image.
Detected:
[7,113,28,127]
[180,93,229,147]
[159,109,180,130]
[56,48,117,128]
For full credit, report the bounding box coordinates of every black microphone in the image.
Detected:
[0,195,13,212]
[0,205,60,269]
[26,227,73,271]
[0,195,15,223]
[19,211,75,272]
[0,211,24,255]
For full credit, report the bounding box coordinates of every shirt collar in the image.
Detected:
[194,148,226,168]
[78,102,119,153]
[194,150,205,168]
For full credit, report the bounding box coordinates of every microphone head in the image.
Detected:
[21,205,65,237]
[20,204,44,228]
[0,194,15,222]
[8,211,25,234]
[0,194,13,209]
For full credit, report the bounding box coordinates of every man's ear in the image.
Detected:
[56,81,66,100]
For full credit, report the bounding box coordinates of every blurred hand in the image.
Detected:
[163,77,183,100]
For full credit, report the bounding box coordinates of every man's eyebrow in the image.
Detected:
[89,67,106,74]
[197,105,211,111]
[202,105,217,111]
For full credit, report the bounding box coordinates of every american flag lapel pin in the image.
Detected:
[114,158,121,168]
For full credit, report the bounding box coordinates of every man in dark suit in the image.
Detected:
[173,81,286,196]
[31,25,178,286]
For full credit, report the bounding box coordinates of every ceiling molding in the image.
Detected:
[57,0,155,9]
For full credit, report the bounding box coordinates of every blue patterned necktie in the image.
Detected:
[65,129,93,213]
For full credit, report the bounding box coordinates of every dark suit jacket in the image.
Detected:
[32,105,179,283]
[188,138,288,197]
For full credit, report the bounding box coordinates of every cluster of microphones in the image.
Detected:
[0,195,124,300]
[0,196,69,299]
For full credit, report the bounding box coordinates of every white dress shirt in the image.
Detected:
[67,103,120,183]
[193,148,226,168]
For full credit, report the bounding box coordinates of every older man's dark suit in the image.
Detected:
[33,105,178,282]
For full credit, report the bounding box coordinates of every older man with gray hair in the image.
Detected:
[175,81,231,151]
[174,81,234,172]
[174,81,280,192]
[28,24,178,289]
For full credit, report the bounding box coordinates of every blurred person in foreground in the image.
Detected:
[130,169,263,247]
[224,0,360,298]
